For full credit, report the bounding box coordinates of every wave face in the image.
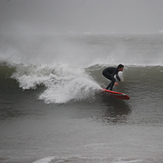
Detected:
[1,34,163,103]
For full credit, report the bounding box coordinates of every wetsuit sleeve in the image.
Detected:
[116,74,121,81]
[112,69,121,81]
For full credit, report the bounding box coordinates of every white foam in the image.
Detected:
[11,63,101,104]
[11,64,53,89]
[39,76,100,103]
[39,64,101,103]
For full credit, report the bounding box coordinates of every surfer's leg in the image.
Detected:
[109,78,116,90]
[106,83,111,89]
[102,71,112,89]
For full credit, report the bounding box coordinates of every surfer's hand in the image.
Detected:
[115,82,119,86]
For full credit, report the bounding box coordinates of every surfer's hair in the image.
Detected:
[117,64,124,69]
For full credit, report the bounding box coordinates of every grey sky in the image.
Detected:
[1,0,163,35]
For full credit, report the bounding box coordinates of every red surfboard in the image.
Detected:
[102,89,130,100]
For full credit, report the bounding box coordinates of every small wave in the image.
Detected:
[32,156,155,163]
[1,59,163,104]
[33,156,55,163]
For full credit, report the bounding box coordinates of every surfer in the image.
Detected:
[102,64,124,90]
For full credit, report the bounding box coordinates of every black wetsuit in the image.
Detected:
[102,67,121,90]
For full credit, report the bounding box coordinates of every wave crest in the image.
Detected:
[10,63,101,103]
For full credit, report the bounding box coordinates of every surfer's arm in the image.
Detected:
[113,69,121,82]
[116,73,121,81]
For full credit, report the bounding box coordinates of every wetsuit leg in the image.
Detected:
[109,77,116,90]
[102,70,116,90]
[106,83,111,90]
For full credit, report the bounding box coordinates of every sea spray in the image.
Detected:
[11,63,101,103]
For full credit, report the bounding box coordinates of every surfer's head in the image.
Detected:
[117,64,124,71]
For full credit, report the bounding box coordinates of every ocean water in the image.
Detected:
[0,34,163,163]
